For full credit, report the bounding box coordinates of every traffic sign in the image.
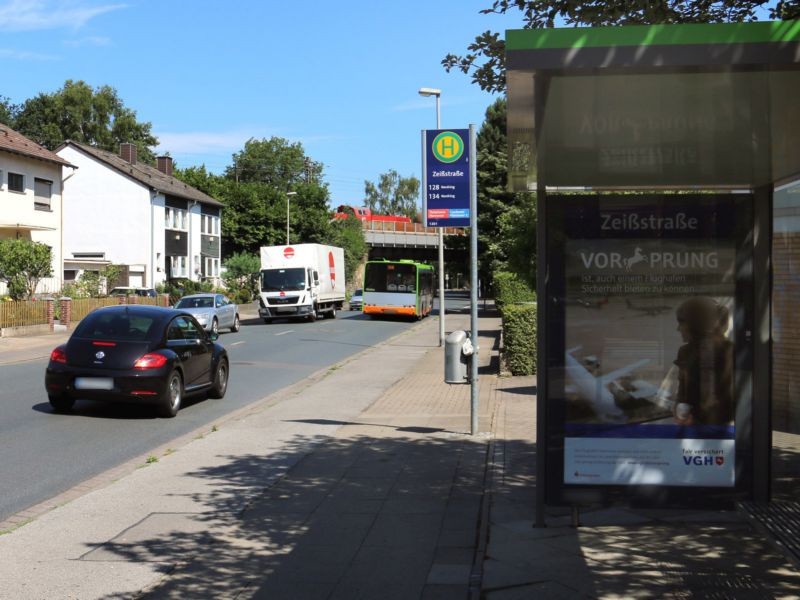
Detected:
[422,128,472,227]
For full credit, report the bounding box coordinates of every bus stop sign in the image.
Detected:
[422,128,472,227]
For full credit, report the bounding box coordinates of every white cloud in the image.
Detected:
[0,47,59,60]
[63,35,111,47]
[155,130,260,156]
[155,128,349,156]
[0,0,126,32]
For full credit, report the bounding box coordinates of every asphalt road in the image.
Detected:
[0,307,427,523]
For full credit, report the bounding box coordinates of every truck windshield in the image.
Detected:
[261,268,306,292]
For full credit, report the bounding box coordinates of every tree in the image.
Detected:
[0,95,18,126]
[0,239,53,300]
[12,80,158,161]
[443,1,800,93]
[222,252,261,302]
[363,170,420,219]
[226,137,322,188]
[474,98,536,287]
[330,215,369,286]
[175,137,334,257]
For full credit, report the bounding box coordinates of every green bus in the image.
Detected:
[362,259,435,319]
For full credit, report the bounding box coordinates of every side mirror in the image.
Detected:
[208,331,219,342]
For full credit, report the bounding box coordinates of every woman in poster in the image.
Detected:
[673,297,734,426]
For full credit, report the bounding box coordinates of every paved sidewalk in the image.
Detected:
[1,303,799,599]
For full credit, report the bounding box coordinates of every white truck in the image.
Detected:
[258,243,346,323]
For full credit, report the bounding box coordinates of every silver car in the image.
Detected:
[349,288,363,311]
[174,293,240,334]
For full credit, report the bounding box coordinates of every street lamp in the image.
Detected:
[286,191,297,245]
[418,87,446,347]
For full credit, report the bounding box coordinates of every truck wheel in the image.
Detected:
[308,304,318,322]
[328,306,336,319]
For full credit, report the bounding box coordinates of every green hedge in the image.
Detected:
[493,271,535,313]
[502,302,537,376]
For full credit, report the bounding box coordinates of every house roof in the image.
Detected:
[59,140,222,207]
[0,124,75,168]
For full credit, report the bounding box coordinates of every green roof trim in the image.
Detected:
[506,20,800,51]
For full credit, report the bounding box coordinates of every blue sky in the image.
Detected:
[0,0,521,207]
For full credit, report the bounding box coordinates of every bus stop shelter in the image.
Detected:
[506,21,800,514]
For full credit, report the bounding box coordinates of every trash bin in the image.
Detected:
[445,330,473,384]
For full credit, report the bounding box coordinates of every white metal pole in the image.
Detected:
[436,94,446,347]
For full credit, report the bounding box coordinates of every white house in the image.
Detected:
[56,142,223,289]
[0,124,75,296]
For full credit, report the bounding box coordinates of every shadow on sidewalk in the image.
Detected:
[90,430,501,599]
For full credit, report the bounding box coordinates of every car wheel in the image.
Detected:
[263,318,272,324]
[211,318,219,335]
[231,314,240,332]
[209,358,229,399]
[158,371,182,418]
[49,394,75,413]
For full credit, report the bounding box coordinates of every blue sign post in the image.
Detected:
[422,128,472,228]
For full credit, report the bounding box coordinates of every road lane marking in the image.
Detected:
[274,330,294,336]
[229,341,246,346]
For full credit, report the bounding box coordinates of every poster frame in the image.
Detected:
[543,192,755,508]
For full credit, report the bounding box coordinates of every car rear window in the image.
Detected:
[175,297,213,309]
[74,312,157,341]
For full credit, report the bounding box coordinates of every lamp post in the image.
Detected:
[286,191,297,245]
[418,87,446,347]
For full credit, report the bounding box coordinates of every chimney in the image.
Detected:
[156,156,173,177]
[120,143,137,165]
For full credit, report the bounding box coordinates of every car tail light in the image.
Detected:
[93,341,117,347]
[133,353,168,369]
[50,346,67,364]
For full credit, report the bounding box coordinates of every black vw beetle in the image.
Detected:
[45,305,229,418]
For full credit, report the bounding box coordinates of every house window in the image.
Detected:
[201,214,220,235]
[63,270,78,282]
[205,257,220,278]
[34,178,52,211]
[170,256,188,277]
[165,207,187,230]
[8,172,24,193]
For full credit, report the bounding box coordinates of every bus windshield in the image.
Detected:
[261,268,306,292]
[364,262,416,293]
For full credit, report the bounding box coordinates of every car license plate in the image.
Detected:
[75,377,114,390]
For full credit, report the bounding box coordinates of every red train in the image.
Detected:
[333,205,412,224]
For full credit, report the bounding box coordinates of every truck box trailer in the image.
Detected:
[258,244,345,323]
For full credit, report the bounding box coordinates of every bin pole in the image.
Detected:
[469,124,479,436]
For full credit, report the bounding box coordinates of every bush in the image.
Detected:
[493,271,535,313]
[157,278,214,304]
[231,288,253,305]
[502,302,537,376]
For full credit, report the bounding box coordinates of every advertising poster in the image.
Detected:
[561,196,738,488]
